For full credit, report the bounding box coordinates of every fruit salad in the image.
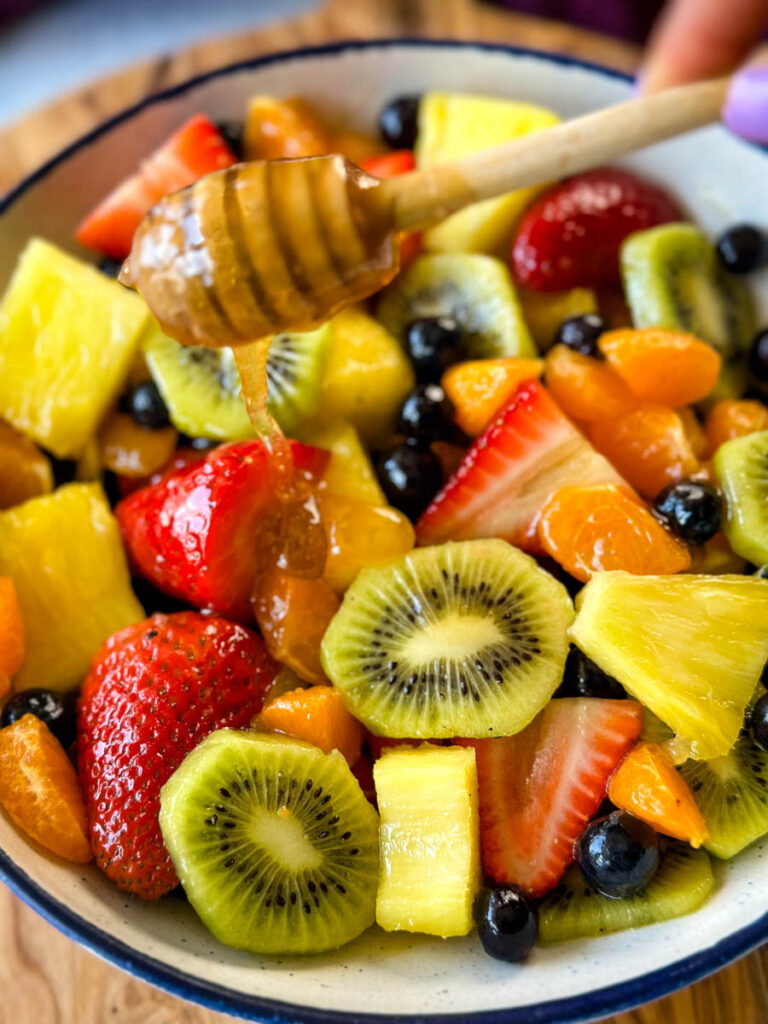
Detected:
[0,90,767,967]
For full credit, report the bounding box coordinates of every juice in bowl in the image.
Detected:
[0,40,767,1024]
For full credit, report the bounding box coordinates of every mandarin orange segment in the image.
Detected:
[543,344,636,423]
[441,358,544,436]
[98,412,178,477]
[330,130,384,165]
[677,406,708,460]
[0,577,25,698]
[251,570,340,685]
[587,405,699,500]
[537,484,692,582]
[704,399,768,455]
[260,685,365,765]
[0,714,92,862]
[319,493,415,593]
[244,96,332,160]
[0,421,53,510]
[598,328,722,407]
[608,742,708,848]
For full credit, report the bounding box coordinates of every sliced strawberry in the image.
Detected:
[416,379,627,550]
[360,150,416,177]
[511,168,683,291]
[76,115,237,260]
[116,440,328,623]
[463,698,642,897]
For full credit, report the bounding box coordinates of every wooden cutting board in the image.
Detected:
[0,1,765,1021]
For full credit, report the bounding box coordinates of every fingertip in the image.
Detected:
[723,64,768,143]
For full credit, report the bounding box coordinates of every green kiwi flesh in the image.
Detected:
[321,539,573,739]
[376,253,536,358]
[620,223,755,361]
[713,430,768,567]
[679,731,768,859]
[538,843,714,943]
[144,324,330,440]
[159,729,379,956]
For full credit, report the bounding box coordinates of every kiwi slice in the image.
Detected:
[713,430,768,566]
[159,729,379,956]
[679,731,768,859]
[376,253,536,359]
[321,539,573,739]
[539,843,714,944]
[144,324,331,440]
[620,223,755,361]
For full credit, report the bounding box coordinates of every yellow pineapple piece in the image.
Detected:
[0,239,148,457]
[0,483,144,692]
[416,93,559,254]
[374,744,481,937]
[518,287,598,352]
[312,420,386,506]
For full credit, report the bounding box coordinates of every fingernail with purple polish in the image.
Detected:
[723,65,768,144]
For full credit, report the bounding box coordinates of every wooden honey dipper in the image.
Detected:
[122,76,731,349]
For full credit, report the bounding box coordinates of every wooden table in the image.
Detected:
[0,1,765,1020]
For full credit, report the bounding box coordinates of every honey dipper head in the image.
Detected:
[122,154,400,348]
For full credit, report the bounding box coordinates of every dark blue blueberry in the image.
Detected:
[405,317,465,383]
[127,380,170,430]
[473,886,538,962]
[99,257,124,279]
[576,810,660,898]
[376,443,443,521]
[749,330,768,383]
[652,479,722,544]
[752,693,768,751]
[559,646,624,699]
[553,314,607,357]
[216,120,245,161]
[1,689,77,748]
[716,224,768,275]
[378,95,421,149]
[754,565,768,579]
[396,384,455,444]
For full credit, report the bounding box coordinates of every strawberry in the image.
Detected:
[75,115,237,260]
[416,379,626,550]
[78,612,278,899]
[115,445,210,499]
[511,168,683,291]
[116,439,329,623]
[462,698,642,897]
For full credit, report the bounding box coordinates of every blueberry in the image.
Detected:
[576,810,659,899]
[652,479,722,545]
[1,689,77,748]
[474,886,538,962]
[396,384,455,444]
[559,646,624,699]
[99,257,123,279]
[378,95,421,149]
[553,314,607,358]
[752,693,768,751]
[405,317,465,383]
[376,443,443,521]
[716,224,768,275]
[216,120,245,161]
[749,329,768,383]
[754,565,768,579]
[128,380,171,430]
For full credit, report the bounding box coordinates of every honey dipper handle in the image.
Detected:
[381,76,731,233]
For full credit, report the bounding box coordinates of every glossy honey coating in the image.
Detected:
[121,155,399,348]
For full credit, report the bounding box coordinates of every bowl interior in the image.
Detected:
[1,40,767,1023]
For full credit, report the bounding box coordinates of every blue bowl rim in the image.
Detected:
[0,35,766,1024]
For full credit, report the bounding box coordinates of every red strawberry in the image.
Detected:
[116,440,329,623]
[462,698,642,897]
[76,115,237,260]
[416,379,626,550]
[78,612,278,899]
[511,168,683,291]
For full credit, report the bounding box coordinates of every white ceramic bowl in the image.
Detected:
[1,39,767,1024]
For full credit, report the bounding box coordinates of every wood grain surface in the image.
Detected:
[0,1,764,1021]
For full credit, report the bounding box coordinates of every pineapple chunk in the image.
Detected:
[0,239,148,457]
[318,307,415,446]
[416,93,560,254]
[518,287,598,352]
[571,572,768,760]
[0,483,144,692]
[374,744,481,937]
[311,421,387,506]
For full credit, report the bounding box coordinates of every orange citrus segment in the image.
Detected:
[705,399,768,455]
[587,405,699,500]
[244,96,331,160]
[598,328,722,407]
[677,406,708,460]
[98,412,178,477]
[319,493,415,593]
[0,421,53,511]
[260,685,365,765]
[441,358,544,437]
[0,714,92,862]
[608,742,709,848]
[537,483,692,582]
[0,577,24,698]
[544,344,637,423]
